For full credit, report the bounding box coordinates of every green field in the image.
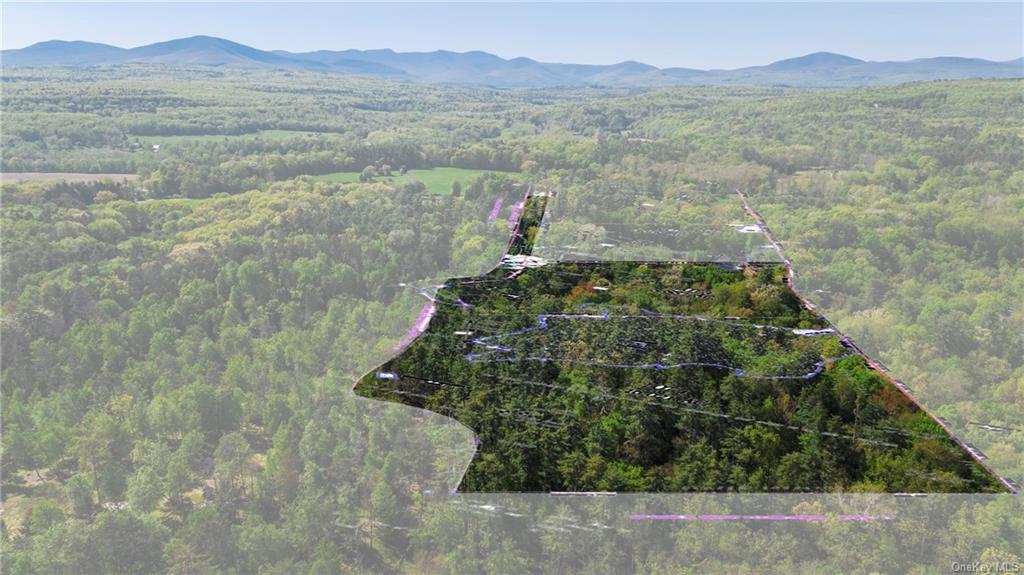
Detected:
[311,171,363,184]
[133,129,336,145]
[312,167,518,195]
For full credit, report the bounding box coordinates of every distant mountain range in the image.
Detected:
[4,36,1022,88]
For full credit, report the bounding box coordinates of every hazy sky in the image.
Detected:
[3,2,1021,69]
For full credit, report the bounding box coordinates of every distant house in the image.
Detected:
[152,144,161,152]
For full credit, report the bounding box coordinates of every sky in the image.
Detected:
[3,2,1021,69]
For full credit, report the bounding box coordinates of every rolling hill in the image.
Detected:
[3,36,1021,87]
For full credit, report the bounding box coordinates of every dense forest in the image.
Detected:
[357,260,1003,493]
[2,67,1022,572]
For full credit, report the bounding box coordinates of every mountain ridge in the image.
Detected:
[4,35,1022,87]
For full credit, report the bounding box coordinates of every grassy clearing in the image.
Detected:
[312,167,517,195]
[131,129,337,145]
[313,171,364,184]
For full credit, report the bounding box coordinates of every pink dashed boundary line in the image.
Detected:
[396,303,436,351]
[507,199,525,230]
[487,197,504,224]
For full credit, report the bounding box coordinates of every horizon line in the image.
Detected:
[6,35,1023,70]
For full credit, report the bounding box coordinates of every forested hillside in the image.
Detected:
[2,68,1021,572]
